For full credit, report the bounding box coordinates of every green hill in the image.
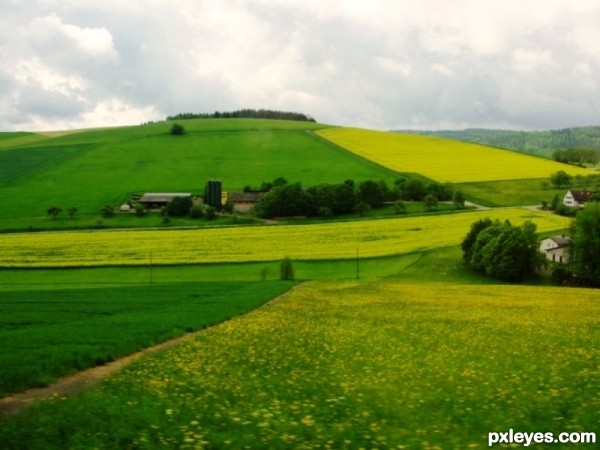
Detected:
[0,119,398,228]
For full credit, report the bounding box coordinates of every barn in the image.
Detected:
[138,193,192,210]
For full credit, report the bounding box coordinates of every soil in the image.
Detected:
[0,284,297,418]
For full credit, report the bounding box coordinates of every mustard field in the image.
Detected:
[0,209,568,267]
[2,281,597,449]
[316,128,591,183]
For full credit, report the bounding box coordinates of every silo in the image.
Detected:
[205,180,222,207]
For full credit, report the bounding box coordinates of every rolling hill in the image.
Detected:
[0,119,398,225]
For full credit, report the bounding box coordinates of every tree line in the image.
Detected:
[166,109,316,123]
[552,148,600,166]
[252,177,465,219]
[415,126,600,159]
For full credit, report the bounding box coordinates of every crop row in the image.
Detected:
[0,209,567,267]
[317,127,591,183]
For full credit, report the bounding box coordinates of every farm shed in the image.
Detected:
[139,193,192,210]
[539,236,572,264]
[228,192,265,212]
[563,190,592,208]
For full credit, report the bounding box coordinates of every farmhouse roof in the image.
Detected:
[548,236,572,247]
[139,193,192,202]
[228,192,265,203]
[567,190,593,203]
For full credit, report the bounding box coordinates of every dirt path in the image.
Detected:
[0,284,300,418]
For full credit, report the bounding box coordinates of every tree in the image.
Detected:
[100,205,115,218]
[353,200,371,217]
[453,191,466,209]
[170,123,185,135]
[423,194,438,212]
[572,202,600,286]
[357,179,387,208]
[402,178,427,201]
[205,206,217,220]
[47,206,62,220]
[550,194,560,211]
[462,219,541,282]
[67,207,78,219]
[165,196,193,217]
[550,170,572,188]
[393,200,406,215]
[134,203,147,217]
[189,204,204,218]
[254,183,311,218]
[461,217,494,263]
[280,257,294,280]
[427,182,453,201]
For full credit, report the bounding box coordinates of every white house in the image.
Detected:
[539,236,572,264]
[563,190,592,208]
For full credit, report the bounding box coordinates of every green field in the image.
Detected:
[1,281,597,449]
[0,281,293,396]
[0,119,397,227]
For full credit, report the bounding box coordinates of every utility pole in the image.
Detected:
[150,250,153,285]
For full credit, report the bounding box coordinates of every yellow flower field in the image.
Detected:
[7,281,596,448]
[0,209,567,267]
[316,127,591,183]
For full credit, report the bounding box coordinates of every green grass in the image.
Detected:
[0,119,398,228]
[1,281,597,449]
[0,254,422,290]
[0,281,293,396]
[458,179,569,207]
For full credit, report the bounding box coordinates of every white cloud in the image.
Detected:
[1,0,600,131]
[28,13,118,62]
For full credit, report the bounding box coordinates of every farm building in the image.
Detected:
[539,236,572,264]
[228,192,266,212]
[138,193,192,210]
[563,190,592,208]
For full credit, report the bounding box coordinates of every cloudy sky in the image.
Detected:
[1,0,599,132]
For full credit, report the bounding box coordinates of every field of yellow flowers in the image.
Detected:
[1,281,597,449]
[0,209,567,267]
[316,128,591,183]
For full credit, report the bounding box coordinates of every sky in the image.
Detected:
[1,0,599,132]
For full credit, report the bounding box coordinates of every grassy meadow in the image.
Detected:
[316,127,591,183]
[0,208,568,267]
[1,281,597,449]
[0,281,293,396]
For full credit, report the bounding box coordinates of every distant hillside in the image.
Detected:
[407,126,600,158]
[166,108,316,123]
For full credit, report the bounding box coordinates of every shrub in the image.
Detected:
[280,257,294,280]
[170,123,185,135]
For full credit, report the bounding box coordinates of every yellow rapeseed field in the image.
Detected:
[0,209,567,267]
[316,127,591,183]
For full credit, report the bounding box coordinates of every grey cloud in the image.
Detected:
[1,1,600,131]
